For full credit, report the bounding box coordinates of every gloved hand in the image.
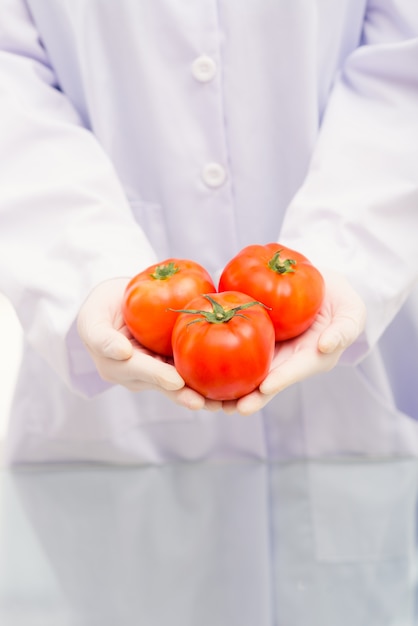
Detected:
[76,278,221,411]
[222,270,367,415]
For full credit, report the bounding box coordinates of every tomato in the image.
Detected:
[171,291,275,401]
[218,243,325,341]
[122,258,215,356]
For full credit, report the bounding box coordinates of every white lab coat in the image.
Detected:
[3,460,417,624]
[0,0,417,464]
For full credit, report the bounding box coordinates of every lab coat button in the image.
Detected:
[202,162,227,188]
[192,55,217,82]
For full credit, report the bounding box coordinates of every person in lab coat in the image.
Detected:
[0,0,417,464]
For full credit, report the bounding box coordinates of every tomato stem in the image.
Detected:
[150,262,180,280]
[170,294,268,324]
[268,250,296,274]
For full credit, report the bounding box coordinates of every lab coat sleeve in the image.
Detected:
[279,0,418,364]
[0,0,157,395]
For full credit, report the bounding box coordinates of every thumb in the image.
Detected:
[317,271,367,355]
[79,319,134,360]
[317,327,345,354]
[318,309,367,355]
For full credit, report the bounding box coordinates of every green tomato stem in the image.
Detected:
[268,250,296,274]
[150,262,180,280]
[170,294,268,324]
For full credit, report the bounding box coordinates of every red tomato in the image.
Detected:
[171,291,275,401]
[218,243,325,341]
[122,258,215,356]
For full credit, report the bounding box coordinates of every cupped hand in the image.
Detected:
[222,270,367,415]
[76,278,221,411]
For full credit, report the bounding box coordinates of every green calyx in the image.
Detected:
[150,262,180,280]
[171,294,267,324]
[268,250,296,274]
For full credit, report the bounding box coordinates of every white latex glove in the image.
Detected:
[76,278,221,411]
[222,270,367,415]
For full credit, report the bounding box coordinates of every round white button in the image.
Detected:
[202,162,227,188]
[192,55,217,82]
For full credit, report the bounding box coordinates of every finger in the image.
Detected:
[317,328,342,354]
[127,382,221,412]
[318,290,367,354]
[235,390,271,415]
[204,399,223,412]
[160,387,222,411]
[78,318,134,360]
[97,350,185,391]
[162,387,206,411]
[222,394,267,416]
[218,391,273,415]
[259,348,341,396]
[222,400,239,414]
[169,386,207,410]
[318,312,366,354]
